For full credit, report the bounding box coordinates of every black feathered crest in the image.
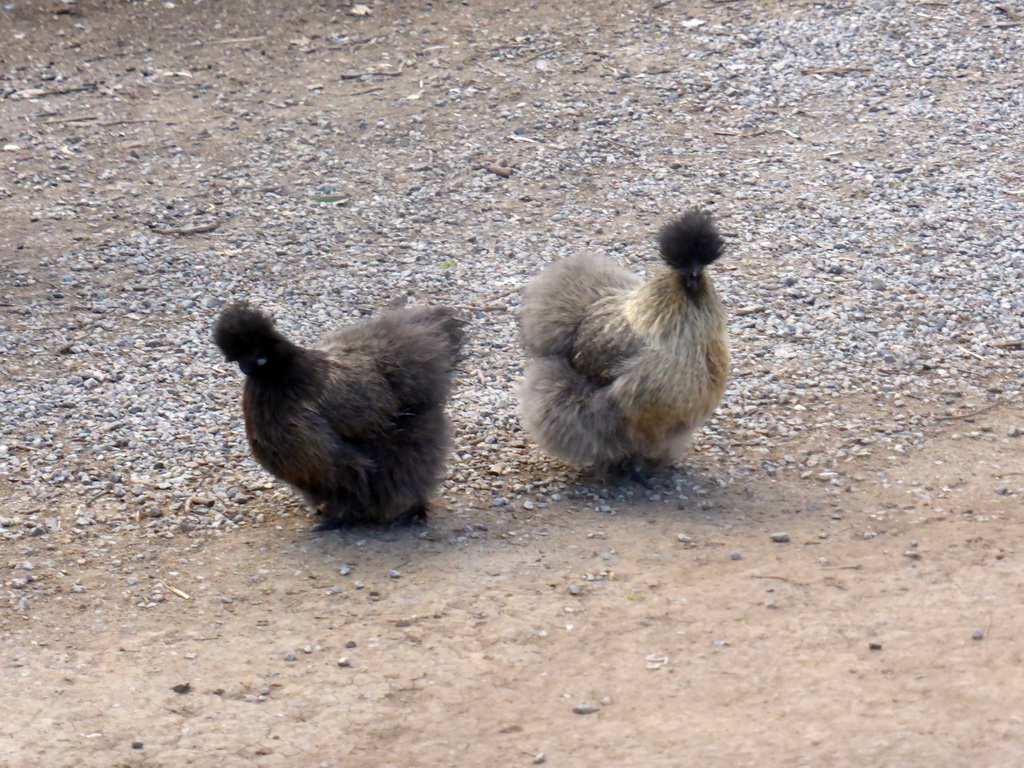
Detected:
[213,302,283,361]
[656,209,724,276]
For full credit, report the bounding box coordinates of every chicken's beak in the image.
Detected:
[682,270,702,293]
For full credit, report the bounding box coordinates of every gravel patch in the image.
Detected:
[1,0,1022,546]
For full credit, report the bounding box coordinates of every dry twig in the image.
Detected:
[802,66,871,75]
[151,220,223,236]
[211,35,266,45]
[933,402,1000,422]
[42,114,99,125]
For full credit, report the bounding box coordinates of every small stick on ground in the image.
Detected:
[151,221,223,236]
[520,46,561,64]
[734,304,765,316]
[604,137,640,153]
[211,35,266,45]
[957,345,985,361]
[933,401,1000,422]
[488,286,521,302]
[340,86,384,97]
[801,66,872,75]
[477,163,514,178]
[97,118,163,127]
[29,84,100,98]
[42,115,99,125]
[751,575,796,583]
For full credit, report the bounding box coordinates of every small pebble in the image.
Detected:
[972,629,984,641]
[337,657,353,667]
[572,703,600,715]
[730,551,742,561]
[131,741,144,750]
[770,532,791,543]
[171,682,191,694]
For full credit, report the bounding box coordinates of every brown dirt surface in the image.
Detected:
[3,1,1024,767]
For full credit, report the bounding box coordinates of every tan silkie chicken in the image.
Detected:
[213,302,465,529]
[519,209,729,487]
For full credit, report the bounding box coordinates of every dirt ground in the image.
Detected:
[7,427,1024,768]
[3,1,1024,766]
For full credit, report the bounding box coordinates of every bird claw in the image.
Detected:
[391,504,428,528]
[312,515,352,532]
[629,464,655,491]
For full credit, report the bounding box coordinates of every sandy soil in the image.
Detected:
[6,421,1024,768]
[2,1,1024,766]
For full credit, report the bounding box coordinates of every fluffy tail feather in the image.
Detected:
[657,209,723,278]
[396,306,467,367]
[429,306,468,365]
[520,254,641,358]
[519,357,629,468]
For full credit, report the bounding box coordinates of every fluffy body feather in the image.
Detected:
[519,209,729,479]
[213,303,465,528]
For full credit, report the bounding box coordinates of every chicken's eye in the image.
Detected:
[256,356,268,366]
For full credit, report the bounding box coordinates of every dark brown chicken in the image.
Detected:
[213,302,465,529]
[519,209,729,486]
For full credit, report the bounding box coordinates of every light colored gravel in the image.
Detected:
[1,0,1021,544]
